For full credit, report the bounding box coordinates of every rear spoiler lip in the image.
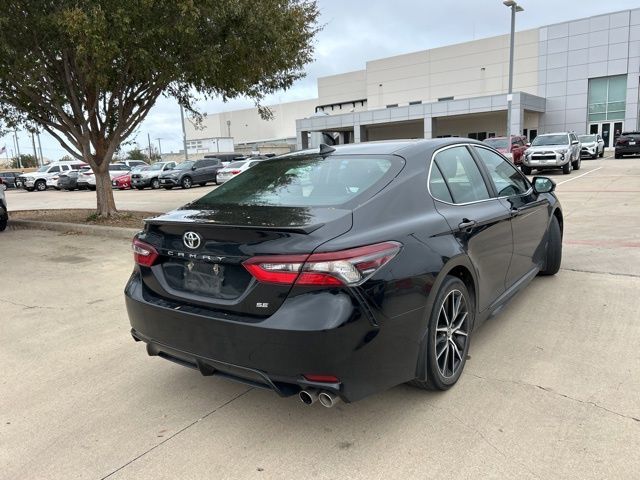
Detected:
[143,218,323,234]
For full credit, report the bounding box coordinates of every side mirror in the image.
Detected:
[191,165,197,171]
[571,140,579,145]
[525,143,531,148]
[532,176,555,194]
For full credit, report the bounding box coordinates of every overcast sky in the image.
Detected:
[3,0,639,161]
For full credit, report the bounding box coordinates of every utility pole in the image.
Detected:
[147,132,153,163]
[37,132,44,164]
[180,104,189,161]
[31,132,39,166]
[14,130,22,168]
[156,138,162,159]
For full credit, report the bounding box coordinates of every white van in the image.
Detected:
[17,160,88,192]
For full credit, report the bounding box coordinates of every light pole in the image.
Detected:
[156,138,163,159]
[503,0,524,144]
[180,104,189,161]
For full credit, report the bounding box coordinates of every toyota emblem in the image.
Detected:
[183,231,201,250]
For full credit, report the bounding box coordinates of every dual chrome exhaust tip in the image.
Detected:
[299,389,341,408]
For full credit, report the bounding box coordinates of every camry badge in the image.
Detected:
[183,231,201,250]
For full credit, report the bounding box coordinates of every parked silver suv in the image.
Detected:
[522,132,581,175]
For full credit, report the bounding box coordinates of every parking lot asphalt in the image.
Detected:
[1,156,639,479]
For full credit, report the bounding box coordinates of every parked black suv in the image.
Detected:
[614,132,640,158]
[158,159,223,189]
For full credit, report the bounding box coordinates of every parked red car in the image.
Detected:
[483,136,528,165]
[112,173,131,190]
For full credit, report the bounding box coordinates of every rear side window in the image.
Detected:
[191,155,402,207]
[432,146,490,204]
[474,147,529,197]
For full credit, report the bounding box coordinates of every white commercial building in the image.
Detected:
[188,8,640,153]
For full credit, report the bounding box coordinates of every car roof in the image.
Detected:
[289,138,490,158]
[538,132,570,136]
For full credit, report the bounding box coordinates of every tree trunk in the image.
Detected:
[94,169,117,216]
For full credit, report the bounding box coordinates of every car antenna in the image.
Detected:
[319,143,336,157]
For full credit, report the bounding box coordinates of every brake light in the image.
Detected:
[132,238,159,267]
[303,374,339,383]
[230,170,241,174]
[616,137,628,145]
[243,241,402,286]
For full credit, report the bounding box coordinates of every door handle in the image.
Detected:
[458,218,477,229]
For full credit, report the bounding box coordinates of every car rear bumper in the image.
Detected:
[124,271,420,402]
[615,145,640,155]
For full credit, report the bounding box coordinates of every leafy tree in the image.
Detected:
[126,147,147,162]
[59,154,75,162]
[11,154,38,169]
[0,0,319,216]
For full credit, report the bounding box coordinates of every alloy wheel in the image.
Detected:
[434,289,469,379]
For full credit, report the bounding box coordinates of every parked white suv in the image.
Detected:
[522,132,581,175]
[18,160,88,191]
[0,183,7,231]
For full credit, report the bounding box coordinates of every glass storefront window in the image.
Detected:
[588,75,627,122]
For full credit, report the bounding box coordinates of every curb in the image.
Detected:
[8,219,139,240]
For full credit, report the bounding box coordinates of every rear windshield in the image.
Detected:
[226,161,247,168]
[531,135,568,146]
[483,138,508,149]
[190,155,402,208]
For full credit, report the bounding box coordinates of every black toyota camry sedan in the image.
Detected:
[125,139,563,406]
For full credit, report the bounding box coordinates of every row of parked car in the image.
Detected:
[482,131,611,175]
[0,154,270,192]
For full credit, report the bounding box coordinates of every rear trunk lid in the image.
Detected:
[138,205,352,317]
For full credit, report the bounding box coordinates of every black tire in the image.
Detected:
[591,153,597,159]
[562,162,571,174]
[35,180,47,191]
[163,186,173,190]
[181,176,192,189]
[151,178,160,190]
[572,157,581,171]
[0,206,7,232]
[410,276,473,391]
[88,186,96,191]
[521,165,532,175]
[135,186,144,190]
[599,149,604,158]
[539,215,562,276]
[26,187,34,192]
[615,153,622,159]
[199,182,206,187]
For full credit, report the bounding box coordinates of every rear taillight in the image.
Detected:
[243,241,402,287]
[230,170,241,175]
[303,374,339,383]
[616,137,628,145]
[132,238,159,267]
